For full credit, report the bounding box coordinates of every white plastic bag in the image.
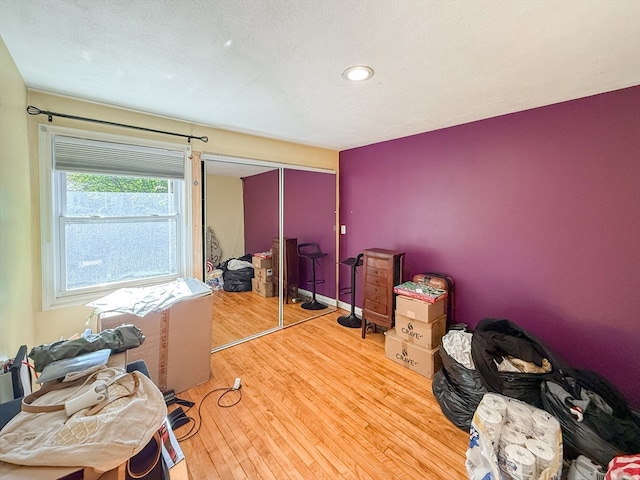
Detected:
[465,393,562,480]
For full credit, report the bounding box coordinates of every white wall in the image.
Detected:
[205,174,245,263]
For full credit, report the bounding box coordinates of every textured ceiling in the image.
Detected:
[1,0,639,151]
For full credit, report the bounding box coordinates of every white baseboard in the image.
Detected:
[296,289,362,316]
[297,288,337,307]
[337,300,362,317]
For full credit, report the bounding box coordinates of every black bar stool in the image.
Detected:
[297,243,327,310]
[337,253,363,328]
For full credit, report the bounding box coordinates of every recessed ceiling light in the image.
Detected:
[342,65,374,82]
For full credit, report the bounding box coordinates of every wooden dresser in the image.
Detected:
[361,248,405,338]
[272,237,299,303]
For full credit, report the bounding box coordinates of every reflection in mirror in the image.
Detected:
[204,160,280,351]
[282,169,337,326]
[205,158,337,351]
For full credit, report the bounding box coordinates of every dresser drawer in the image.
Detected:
[364,282,388,304]
[367,256,391,269]
[367,266,391,279]
[365,274,388,288]
[364,297,390,316]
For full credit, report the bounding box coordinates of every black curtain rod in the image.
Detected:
[26,105,208,143]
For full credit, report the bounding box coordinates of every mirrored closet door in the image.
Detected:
[204,159,279,351]
[203,155,337,352]
[282,169,337,326]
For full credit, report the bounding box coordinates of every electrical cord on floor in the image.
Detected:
[174,382,243,442]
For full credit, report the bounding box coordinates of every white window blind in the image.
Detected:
[53,135,185,179]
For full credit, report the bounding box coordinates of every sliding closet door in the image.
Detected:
[204,160,279,350]
[204,157,338,350]
[282,169,337,326]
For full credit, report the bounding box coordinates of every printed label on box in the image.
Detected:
[395,313,446,349]
[384,328,441,378]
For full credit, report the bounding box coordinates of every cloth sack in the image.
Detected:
[0,366,167,472]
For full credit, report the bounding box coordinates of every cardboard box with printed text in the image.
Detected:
[254,267,272,283]
[394,313,446,349]
[98,293,213,394]
[252,278,275,297]
[384,328,441,379]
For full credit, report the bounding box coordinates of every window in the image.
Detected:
[39,125,193,309]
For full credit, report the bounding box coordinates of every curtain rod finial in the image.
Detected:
[26,105,41,115]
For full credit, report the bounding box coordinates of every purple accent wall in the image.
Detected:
[339,86,640,408]
[284,169,337,297]
[243,168,337,297]
[243,169,279,254]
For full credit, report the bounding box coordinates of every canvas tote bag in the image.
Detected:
[0,366,167,472]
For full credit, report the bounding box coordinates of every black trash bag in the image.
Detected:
[223,278,250,292]
[29,324,145,372]
[440,340,488,396]
[432,368,477,431]
[237,253,253,263]
[541,369,640,466]
[220,256,254,292]
[471,318,569,408]
[432,344,489,430]
[222,267,254,292]
[219,254,252,270]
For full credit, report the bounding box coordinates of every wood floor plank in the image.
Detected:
[216,343,342,479]
[211,356,316,480]
[212,289,337,349]
[176,303,469,479]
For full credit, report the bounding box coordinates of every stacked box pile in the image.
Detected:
[252,253,274,297]
[384,281,448,378]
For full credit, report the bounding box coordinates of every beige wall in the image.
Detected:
[205,175,246,263]
[26,91,338,170]
[0,41,337,358]
[0,38,35,360]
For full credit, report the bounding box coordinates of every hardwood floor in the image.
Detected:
[177,308,469,479]
[212,289,336,349]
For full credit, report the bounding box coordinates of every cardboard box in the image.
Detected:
[384,328,442,379]
[252,256,272,269]
[254,267,272,283]
[252,278,275,297]
[98,294,213,394]
[394,313,446,349]
[395,294,445,322]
